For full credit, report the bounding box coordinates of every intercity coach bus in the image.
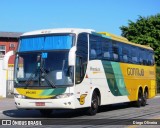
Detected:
[14,28,156,116]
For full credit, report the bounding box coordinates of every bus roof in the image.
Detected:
[20,28,153,51]
[21,28,95,37]
[99,32,153,50]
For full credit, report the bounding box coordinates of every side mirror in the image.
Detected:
[68,46,76,66]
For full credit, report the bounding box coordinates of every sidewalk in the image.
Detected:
[0,98,15,111]
[155,93,160,98]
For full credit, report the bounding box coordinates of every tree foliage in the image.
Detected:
[120,14,160,66]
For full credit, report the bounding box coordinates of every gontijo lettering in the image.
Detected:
[127,68,144,76]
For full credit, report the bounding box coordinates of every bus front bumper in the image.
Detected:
[14,96,76,109]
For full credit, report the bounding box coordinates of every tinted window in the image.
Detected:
[76,33,88,83]
[122,45,129,63]
[89,34,112,60]
[89,34,103,59]
[102,39,112,60]
[112,41,119,61]
[131,47,138,64]
[88,34,154,66]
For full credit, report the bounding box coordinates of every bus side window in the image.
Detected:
[122,47,129,63]
[142,50,148,65]
[102,39,112,60]
[112,41,119,61]
[89,34,103,60]
[96,42,103,59]
[148,52,151,65]
[90,49,97,59]
[148,51,154,65]
[139,48,144,65]
[152,53,155,65]
[131,47,138,64]
[90,40,97,60]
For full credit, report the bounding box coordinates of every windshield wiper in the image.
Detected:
[40,67,56,88]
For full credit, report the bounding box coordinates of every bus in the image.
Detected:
[14,28,156,116]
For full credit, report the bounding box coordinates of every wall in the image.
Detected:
[0,50,15,97]
[0,58,6,97]
[0,37,19,97]
[0,38,18,64]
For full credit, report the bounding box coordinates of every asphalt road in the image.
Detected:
[0,96,160,128]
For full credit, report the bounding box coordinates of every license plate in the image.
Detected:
[35,102,45,106]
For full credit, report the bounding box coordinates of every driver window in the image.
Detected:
[75,56,82,83]
[76,33,88,84]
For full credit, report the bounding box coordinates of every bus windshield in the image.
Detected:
[14,34,75,88]
[15,51,74,87]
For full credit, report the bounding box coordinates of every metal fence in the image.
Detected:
[6,80,14,98]
[157,66,160,94]
[157,84,160,94]
[6,66,14,98]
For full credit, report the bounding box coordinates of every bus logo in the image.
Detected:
[90,67,100,71]
[26,91,36,94]
[127,68,144,76]
[80,94,87,105]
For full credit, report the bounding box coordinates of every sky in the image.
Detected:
[0,0,160,35]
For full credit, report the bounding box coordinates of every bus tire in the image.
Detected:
[142,91,148,106]
[135,89,143,107]
[39,109,53,117]
[87,91,99,116]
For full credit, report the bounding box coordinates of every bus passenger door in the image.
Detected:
[74,33,90,107]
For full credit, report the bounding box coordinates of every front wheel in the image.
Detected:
[87,92,99,116]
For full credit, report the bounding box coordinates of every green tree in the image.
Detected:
[120,14,160,66]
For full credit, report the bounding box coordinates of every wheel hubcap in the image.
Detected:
[92,98,97,109]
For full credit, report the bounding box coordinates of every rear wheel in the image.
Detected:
[39,109,53,117]
[142,91,148,106]
[135,89,143,107]
[87,92,99,116]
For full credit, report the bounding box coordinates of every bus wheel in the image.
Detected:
[142,91,148,106]
[87,92,99,116]
[39,109,53,117]
[135,89,143,107]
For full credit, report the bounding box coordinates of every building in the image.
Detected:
[0,32,23,64]
[0,32,22,98]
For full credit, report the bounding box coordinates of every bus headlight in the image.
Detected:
[14,94,26,99]
[55,93,73,99]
